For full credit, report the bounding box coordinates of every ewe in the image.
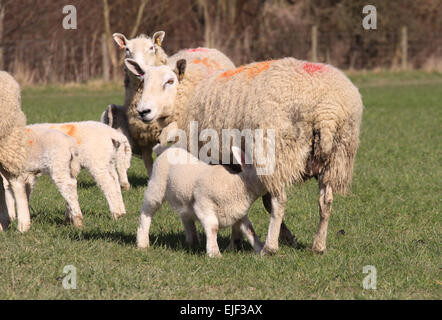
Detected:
[126,57,363,255]
[1,126,82,232]
[137,145,264,257]
[101,32,235,176]
[0,71,28,230]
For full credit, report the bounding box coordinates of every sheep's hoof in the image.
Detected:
[0,218,11,231]
[227,239,243,251]
[121,183,130,191]
[207,251,222,258]
[112,212,126,220]
[311,241,326,254]
[260,245,278,256]
[17,222,31,233]
[73,217,83,228]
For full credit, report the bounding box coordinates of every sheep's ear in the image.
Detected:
[174,59,186,82]
[124,58,145,79]
[101,104,115,126]
[152,31,165,47]
[232,146,246,169]
[113,33,128,49]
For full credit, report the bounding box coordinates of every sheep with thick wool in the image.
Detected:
[101,33,236,176]
[137,145,264,257]
[1,125,82,232]
[31,121,131,219]
[127,57,363,255]
[0,71,28,230]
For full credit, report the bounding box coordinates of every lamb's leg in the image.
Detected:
[227,221,243,251]
[51,171,83,228]
[261,191,287,255]
[137,194,164,249]
[263,193,296,247]
[180,216,200,246]
[194,207,221,258]
[312,181,333,253]
[0,176,11,231]
[88,165,126,219]
[142,147,154,178]
[239,217,264,253]
[10,178,31,233]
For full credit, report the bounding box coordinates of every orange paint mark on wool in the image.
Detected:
[28,140,33,146]
[187,48,209,53]
[60,124,81,145]
[193,57,222,71]
[247,61,273,78]
[219,65,247,79]
[303,62,324,74]
[219,61,274,79]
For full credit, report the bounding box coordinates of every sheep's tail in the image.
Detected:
[69,146,81,178]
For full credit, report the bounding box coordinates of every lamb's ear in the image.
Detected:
[174,59,186,82]
[124,58,145,79]
[152,31,165,47]
[113,33,128,49]
[232,146,246,169]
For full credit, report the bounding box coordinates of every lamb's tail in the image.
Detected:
[112,136,132,190]
[69,146,81,178]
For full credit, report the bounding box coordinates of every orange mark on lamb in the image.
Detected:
[59,124,81,145]
[28,140,33,146]
[219,61,274,79]
[303,62,324,75]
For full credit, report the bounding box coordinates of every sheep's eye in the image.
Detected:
[164,79,174,89]
[149,46,154,51]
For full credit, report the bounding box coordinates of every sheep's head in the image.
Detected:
[113,31,167,70]
[124,58,186,123]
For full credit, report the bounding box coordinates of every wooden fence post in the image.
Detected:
[102,34,110,81]
[401,26,408,70]
[311,25,318,62]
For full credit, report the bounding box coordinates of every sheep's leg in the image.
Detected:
[88,166,126,219]
[2,175,16,222]
[312,181,333,253]
[116,150,130,191]
[9,178,31,233]
[142,147,154,178]
[51,172,83,228]
[107,163,126,219]
[239,217,264,253]
[194,206,221,258]
[137,195,164,249]
[227,222,243,251]
[0,176,11,231]
[261,191,287,255]
[180,216,200,246]
[263,193,296,247]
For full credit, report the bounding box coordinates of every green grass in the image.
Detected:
[0,71,440,299]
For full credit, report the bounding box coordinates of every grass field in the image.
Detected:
[0,71,440,299]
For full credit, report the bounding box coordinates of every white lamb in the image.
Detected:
[137,145,264,257]
[30,121,132,219]
[0,126,82,232]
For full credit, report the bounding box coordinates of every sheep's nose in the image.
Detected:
[138,109,151,118]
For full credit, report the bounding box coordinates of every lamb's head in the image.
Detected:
[124,58,186,123]
[232,146,267,196]
[113,31,167,69]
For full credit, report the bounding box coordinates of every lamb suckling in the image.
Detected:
[137,145,264,258]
